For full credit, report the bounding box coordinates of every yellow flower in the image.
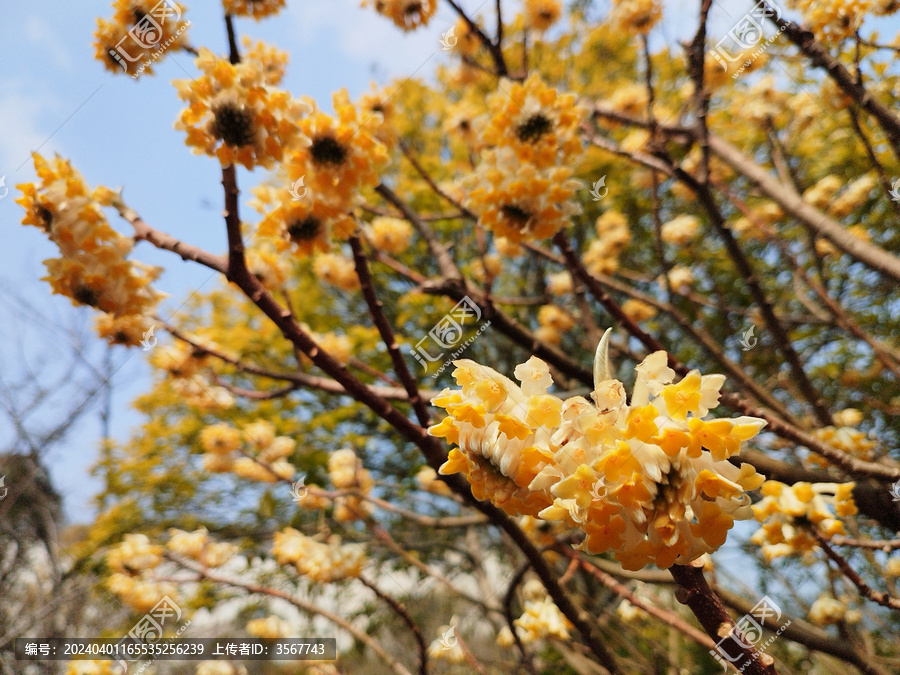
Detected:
[369,217,413,254]
[660,214,700,245]
[751,481,857,560]
[93,1,190,77]
[18,154,165,324]
[621,299,657,324]
[174,47,311,169]
[288,90,389,209]
[431,330,766,569]
[363,0,437,30]
[200,423,242,455]
[611,0,662,34]
[464,147,582,242]
[273,529,364,581]
[479,74,586,167]
[223,0,285,20]
[524,0,564,31]
[313,253,361,291]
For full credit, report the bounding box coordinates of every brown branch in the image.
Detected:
[830,535,900,552]
[764,4,900,160]
[813,531,900,611]
[670,564,778,675]
[170,555,414,675]
[444,0,508,76]
[359,575,429,675]
[350,235,432,427]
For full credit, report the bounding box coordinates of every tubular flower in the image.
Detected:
[363,0,437,30]
[430,330,766,570]
[272,529,364,582]
[523,0,564,32]
[514,581,574,642]
[17,154,164,344]
[750,481,857,562]
[93,0,190,77]
[805,424,877,469]
[478,74,586,167]
[251,184,355,258]
[368,216,413,254]
[463,147,582,242]
[223,0,286,20]
[173,47,311,170]
[288,90,389,209]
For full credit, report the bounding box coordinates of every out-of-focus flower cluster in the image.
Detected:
[785,0,898,41]
[224,0,285,20]
[463,74,585,242]
[805,410,877,469]
[246,616,294,638]
[363,0,437,30]
[500,579,573,644]
[272,529,364,582]
[584,210,632,276]
[750,481,857,561]
[174,46,311,169]
[94,0,190,77]
[106,534,178,612]
[151,337,237,410]
[200,419,297,482]
[523,0,564,31]
[611,0,662,34]
[430,331,766,570]
[327,448,375,521]
[17,154,164,347]
[167,527,238,568]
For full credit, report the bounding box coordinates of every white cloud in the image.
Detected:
[287,0,453,79]
[0,89,60,177]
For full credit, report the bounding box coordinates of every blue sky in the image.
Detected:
[0,0,469,522]
[0,0,851,523]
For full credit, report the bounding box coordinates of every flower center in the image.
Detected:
[210,103,256,148]
[500,204,533,228]
[516,113,552,143]
[287,216,323,242]
[310,135,348,167]
[73,285,99,307]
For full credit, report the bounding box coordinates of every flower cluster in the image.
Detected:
[463,75,585,242]
[786,0,872,41]
[660,214,700,246]
[93,0,190,77]
[66,661,117,675]
[174,47,311,169]
[328,448,375,522]
[288,90,389,209]
[167,527,237,567]
[272,529,364,582]
[584,210,631,275]
[427,618,465,664]
[363,0,437,30]
[806,419,877,470]
[513,579,573,642]
[150,338,236,409]
[246,616,294,638]
[611,0,662,34]
[17,154,164,346]
[523,0,564,32]
[106,534,178,612]
[368,216,413,254]
[808,595,860,625]
[430,330,767,570]
[223,0,285,20]
[750,481,857,561]
[199,420,297,482]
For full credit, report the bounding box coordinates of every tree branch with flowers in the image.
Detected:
[11,0,900,674]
